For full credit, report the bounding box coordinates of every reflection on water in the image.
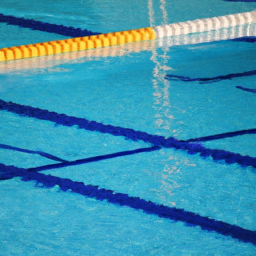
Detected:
[148,0,180,206]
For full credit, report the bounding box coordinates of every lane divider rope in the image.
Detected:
[1,23,256,73]
[0,10,256,62]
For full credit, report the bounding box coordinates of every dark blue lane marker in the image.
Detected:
[28,146,160,172]
[232,37,256,43]
[0,163,255,245]
[224,0,256,2]
[165,70,256,84]
[0,13,100,37]
[1,99,256,169]
[237,86,256,94]
[184,128,256,142]
[0,143,68,163]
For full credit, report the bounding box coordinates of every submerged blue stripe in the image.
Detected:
[0,143,67,163]
[165,70,256,84]
[1,99,256,169]
[0,13,100,37]
[185,128,256,142]
[232,36,256,43]
[0,163,255,245]
[224,0,256,2]
[237,86,256,94]
[28,146,160,172]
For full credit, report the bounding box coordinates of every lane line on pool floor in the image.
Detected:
[0,10,256,62]
[27,146,160,172]
[1,8,256,248]
[0,13,100,37]
[183,128,256,143]
[237,85,256,94]
[1,99,256,169]
[0,162,255,246]
[165,69,256,84]
[0,143,68,163]
[2,124,255,174]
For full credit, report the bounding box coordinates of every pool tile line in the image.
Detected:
[0,144,159,173]
[0,162,255,246]
[184,128,256,142]
[0,13,100,37]
[232,36,256,43]
[1,10,255,62]
[27,146,160,172]
[237,86,256,94]
[0,143,68,163]
[165,69,256,84]
[1,99,256,169]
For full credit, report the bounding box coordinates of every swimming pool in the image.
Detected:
[0,0,256,255]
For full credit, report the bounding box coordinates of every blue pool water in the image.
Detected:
[1,0,256,255]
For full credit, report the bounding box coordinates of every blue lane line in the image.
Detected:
[0,143,68,163]
[0,163,255,245]
[0,13,100,37]
[232,36,256,43]
[236,86,256,94]
[165,70,256,84]
[184,128,256,142]
[27,146,160,172]
[1,99,256,169]
[224,0,256,2]
[0,99,255,168]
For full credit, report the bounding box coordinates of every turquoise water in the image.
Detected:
[1,1,256,255]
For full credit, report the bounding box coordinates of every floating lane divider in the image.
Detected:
[0,27,156,62]
[153,10,256,38]
[0,10,256,62]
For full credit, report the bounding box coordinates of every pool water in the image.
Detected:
[0,0,256,255]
